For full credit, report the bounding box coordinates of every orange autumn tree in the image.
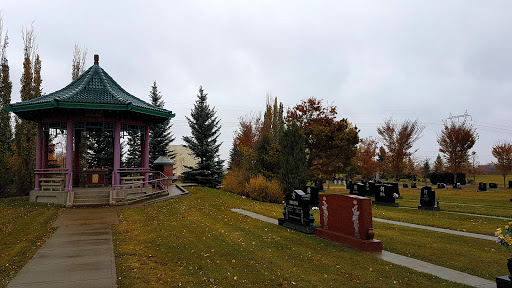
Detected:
[492,141,512,187]
[353,137,379,181]
[230,114,261,173]
[437,119,478,185]
[288,97,359,186]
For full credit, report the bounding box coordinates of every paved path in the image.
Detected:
[7,208,119,288]
[7,185,190,287]
[373,218,496,241]
[231,208,496,288]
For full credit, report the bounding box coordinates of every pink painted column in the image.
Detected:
[42,131,49,170]
[34,122,42,190]
[65,120,73,191]
[142,125,150,185]
[113,121,121,188]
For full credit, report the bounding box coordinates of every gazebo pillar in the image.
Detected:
[73,131,81,186]
[34,122,42,191]
[42,131,49,170]
[65,120,73,191]
[113,121,121,187]
[142,125,150,186]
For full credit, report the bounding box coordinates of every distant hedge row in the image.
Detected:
[429,172,466,185]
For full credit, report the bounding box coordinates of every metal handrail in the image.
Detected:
[111,170,169,202]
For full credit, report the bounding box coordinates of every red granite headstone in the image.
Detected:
[315,194,382,252]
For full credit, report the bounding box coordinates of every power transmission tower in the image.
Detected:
[447,110,472,122]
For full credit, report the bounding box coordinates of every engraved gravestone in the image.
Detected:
[354,183,366,197]
[418,186,440,211]
[304,186,319,209]
[365,181,375,197]
[278,190,316,234]
[373,184,399,207]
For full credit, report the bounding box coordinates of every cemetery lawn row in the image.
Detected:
[0,197,62,288]
[112,187,467,288]
[227,189,509,281]
[326,187,511,235]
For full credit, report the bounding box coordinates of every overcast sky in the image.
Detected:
[3,1,512,166]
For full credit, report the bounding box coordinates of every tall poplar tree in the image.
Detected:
[14,25,40,194]
[0,16,13,194]
[182,86,224,187]
[71,44,88,173]
[148,81,175,168]
[71,43,87,80]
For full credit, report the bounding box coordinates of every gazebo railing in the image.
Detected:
[110,170,169,204]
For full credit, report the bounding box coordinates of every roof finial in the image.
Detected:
[94,54,99,65]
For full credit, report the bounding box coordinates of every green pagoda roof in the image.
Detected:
[7,55,175,122]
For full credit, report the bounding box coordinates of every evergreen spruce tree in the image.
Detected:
[149,81,175,168]
[182,86,224,187]
[87,130,114,169]
[125,130,141,168]
[279,121,308,193]
[0,20,13,194]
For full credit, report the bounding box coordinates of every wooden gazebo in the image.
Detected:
[6,55,175,206]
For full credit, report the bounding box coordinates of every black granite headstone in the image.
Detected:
[354,183,366,197]
[304,186,319,208]
[278,190,316,234]
[366,181,376,197]
[452,183,461,189]
[509,181,512,189]
[347,180,354,194]
[418,186,440,210]
[411,182,417,189]
[373,184,399,207]
[489,183,498,189]
[437,183,446,189]
[478,182,487,192]
[496,275,512,288]
[384,182,401,198]
[403,183,408,189]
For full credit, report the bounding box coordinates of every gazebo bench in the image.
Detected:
[120,176,145,186]
[40,178,65,191]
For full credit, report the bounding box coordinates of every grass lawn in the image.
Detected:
[113,187,469,287]
[0,197,62,288]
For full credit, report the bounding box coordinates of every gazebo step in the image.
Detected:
[73,189,111,206]
[73,195,109,199]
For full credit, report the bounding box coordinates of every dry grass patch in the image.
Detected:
[113,187,466,287]
[0,197,62,288]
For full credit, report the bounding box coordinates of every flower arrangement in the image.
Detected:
[496,223,512,248]
[393,193,399,199]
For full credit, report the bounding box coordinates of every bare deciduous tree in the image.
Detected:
[492,141,512,187]
[72,43,87,80]
[377,118,424,180]
[437,120,478,184]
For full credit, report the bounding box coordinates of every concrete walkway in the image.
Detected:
[373,218,496,241]
[231,208,496,288]
[7,207,119,288]
[7,185,190,287]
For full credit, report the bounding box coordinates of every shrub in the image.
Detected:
[246,175,284,203]
[222,169,250,196]
[429,172,466,185]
